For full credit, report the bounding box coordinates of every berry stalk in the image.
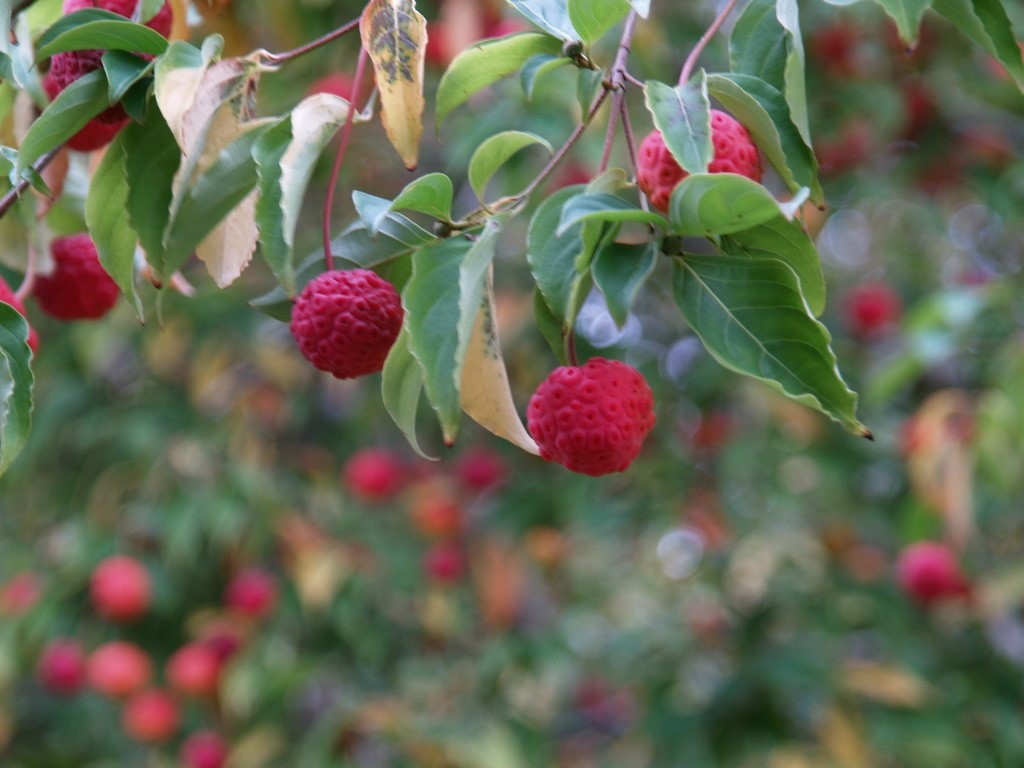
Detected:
[678,0,744,85]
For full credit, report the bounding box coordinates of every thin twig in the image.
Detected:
[322,45,369,272]
[0,147,61,221]
[619,97,639,173]
[679,0,743,85]
[262,16,361,65]
[623,70,645,89]
[14,242,36,302]
[598,11,639,173]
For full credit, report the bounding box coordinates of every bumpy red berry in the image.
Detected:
[0,277,39,352]
[636,111,762,212]
[527,357,656,476]
[897,541,971,606]
[45,1,172,151]
[290,269,403,379]
[33,234,120,320]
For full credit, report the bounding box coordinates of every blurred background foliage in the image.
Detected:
[1,0,1024,766]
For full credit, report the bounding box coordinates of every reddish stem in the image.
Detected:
[678,0,743,86]
[262,17,361,65]
[322,46,369,272]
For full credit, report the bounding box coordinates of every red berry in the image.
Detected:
[87,641,152,698]
[897,541,971,606]
[410,488,463,538]
[166,643,220,698]
[527,357,656,476]
[308,73,356,101]
[181,730,229,768]
[34,234,120,320]
[63,0,173,36]
[122,689,180,743]
[0,278,39,352]
[224,567,278,619]
[289,269,403,379]
[0,570,42,615]
[810,21,861,77]
[90,555,151,622]
[37,639,87,695]
[342,448,407,502]
[423,542,466,583]
[636,111,762,213]
[844,282,902,338]
[455,448,507,492]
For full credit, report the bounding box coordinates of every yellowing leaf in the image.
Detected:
[460,274,539,456]
[360,0,426,169]
[840,662,931,708]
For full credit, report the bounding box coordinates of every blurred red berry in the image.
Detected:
[307,73,356,101]
[897,541,971,606]
[0,570,42,615]
[166,643,221,698]
[181,730,229,768]
[34,234,120,321]
[810,21,862,77]
[90,555,151,622]
[455,448,507,493]
[411,490,464,538]
[122,689,180,743]
[37,639,86,695]
[844,283,902,339]
[342,448,407,502]
[0,279,39,353]
[87,641,152,698]
[225,567,278,619]
[423,542,466,583]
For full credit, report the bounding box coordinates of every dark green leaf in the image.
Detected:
[592,240,658,328]
[381,323,436,459]
[932,0,1024,90]
[389,172,454,225]
[122,108,180,280]
[36,11,168,60]
[534,288,568,364]
[0,303,34,476]
[673,254,866,436]
[520,53,570,100]
[436,32,564,123]
[557,192,667,235]
[872,0,935,46]
[102,50,153,104]
[85,131,142,320]
[252,118,293,294]
[17,69,110,175]
[669,173,786,236]
[527,185,590,327]
[644,75,712,175]
[468,130,552,202]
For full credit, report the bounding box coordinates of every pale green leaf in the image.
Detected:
[468,130,552,202]
[644,75,712,175]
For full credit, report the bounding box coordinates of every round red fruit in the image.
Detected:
[181,730,229,768]
[0,570,42,615]
[897,541,971,606]
[844,282,902,338]
[0,278,39,352]
[122,689,180,743]
[90,555,151,622]
[342,448,407,502]
[37,639,87,695]
[423,542,466,583]
[290,269,403,379]
[636,111,761,213]
[527,357,656,476]
[166,643,221,698]
[225,567,278,619]
[34,234,120,321]
[455,448,507,492]
[87,641,152,698]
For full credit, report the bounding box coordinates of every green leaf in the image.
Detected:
[592,240,658,328]
[0,303,33,476]
[932,0,1024,91]
[673,254,867,436]
[389,172,454,225]
[162,127,264,276]
[121,107,180,281]
[520,53,570,100]
[436,32,564,123]
[405,227,501,444]
[872,0,935,46]
[354,191,395,233]
[721,215,826,317]
[504,0,579,39]
[17,69,110,175]
[568,0,630,43]
[669,173,789,236]
[527,185,590,327]
[534,288,568,363]
[557,192,667,235]
[85,131,142,320]
[252,118,293,293]
[468,130,552,202]
[706,73,821,202]
[0,0,12,57]
[730,0,810,145]
[102,50,154,104]
[343,204,435,263]
[577,66,604,115]
[36,10,168,60]
[644,75,712,176]
[381,323,436,459]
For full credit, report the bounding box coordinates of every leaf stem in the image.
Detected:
[0,147,61,222]
[14,242,36,303]
[599,11,638,173]
[322,45,369,272]
[678,0,743,86]
[262,16,361,65]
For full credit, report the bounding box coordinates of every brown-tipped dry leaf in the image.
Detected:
[360,0,426,169]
